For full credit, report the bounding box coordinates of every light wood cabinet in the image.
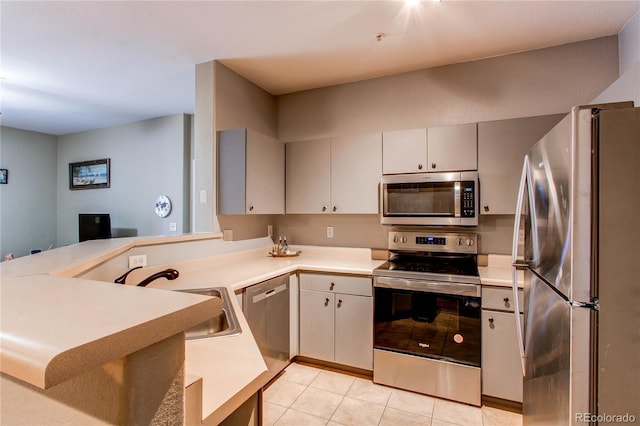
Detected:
[217,128,285,214]
[286,134,381,214]
[478,114,565,214]
[481,286,524,402]
[382,123,477,174]
[299,273,373,370]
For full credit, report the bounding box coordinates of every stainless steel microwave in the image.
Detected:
[380,172,479,226]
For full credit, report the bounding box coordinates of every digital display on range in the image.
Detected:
[416,236,446,245]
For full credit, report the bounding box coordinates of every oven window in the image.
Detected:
[374,287,481,367]
[384,182,455,216]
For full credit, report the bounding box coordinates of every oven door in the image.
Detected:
[380,172,478,226]
[374,276,481,367]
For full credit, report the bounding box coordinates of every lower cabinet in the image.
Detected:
[481,286,524,403]
[299,273,373,370]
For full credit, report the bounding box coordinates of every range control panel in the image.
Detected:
[389,231,478,254]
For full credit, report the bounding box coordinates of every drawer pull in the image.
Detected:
[337,299,343,308]
[330,282,335,290]
[488,317,495,329]
[324,298,330,306]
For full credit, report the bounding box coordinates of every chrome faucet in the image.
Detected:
[114,267,179,287]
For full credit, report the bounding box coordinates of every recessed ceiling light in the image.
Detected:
[405,0,421,7]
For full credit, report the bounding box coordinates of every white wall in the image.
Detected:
[56,114,191,247]
[0,127,58,258]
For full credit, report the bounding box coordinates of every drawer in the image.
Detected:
[482,286,523,313]
[299,273,372,297]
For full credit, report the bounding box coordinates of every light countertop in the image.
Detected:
[0,234,384,423]
[1,232,517,423]
[479,254,523,288]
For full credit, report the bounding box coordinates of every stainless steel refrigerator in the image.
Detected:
[511,102,640,425]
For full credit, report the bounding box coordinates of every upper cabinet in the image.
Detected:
[217,128,285,215]
[286,138,331,214]
[478,113,565,215]
[382,128,427,174]
[427,123,477,172]
[382,123,477,174]
[286,134,382,214]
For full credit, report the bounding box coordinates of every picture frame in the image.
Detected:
[0,169,7,184]
[69,158,110,190]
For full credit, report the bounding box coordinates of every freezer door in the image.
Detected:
[523,271,591,426]
[525,113,574,298]
[524,271,570,425]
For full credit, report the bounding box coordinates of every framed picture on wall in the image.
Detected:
[0,169,7,184]
[69,158,111,190]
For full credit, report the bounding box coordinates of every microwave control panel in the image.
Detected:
[461,182,475,217]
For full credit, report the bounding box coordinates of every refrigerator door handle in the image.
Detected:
[512,155,529,377]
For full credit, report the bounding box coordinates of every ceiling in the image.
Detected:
[1,1,638,136]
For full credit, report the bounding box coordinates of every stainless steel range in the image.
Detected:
[373,231,481,406]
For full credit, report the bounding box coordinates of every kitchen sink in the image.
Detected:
[178,287,241,339]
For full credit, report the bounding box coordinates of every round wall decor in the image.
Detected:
[154,195,172,218]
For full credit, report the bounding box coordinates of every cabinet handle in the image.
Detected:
[503,297,510,303]
[337,299,343,308]
[322,205,328,212]
[488,317,495,329]
[503,297,511,308]
[330,283,335,290]
[249,205,254,212]
[484,205,490,212]
[333,206,337,212]
[431,163,437,169]
[324,298,330,306]
[418,164,423,170]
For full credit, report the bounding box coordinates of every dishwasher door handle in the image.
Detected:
[252,283,288,303]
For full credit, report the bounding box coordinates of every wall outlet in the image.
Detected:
[169,222,177,232]
[129,254,147,268]
[327,226,334,238]
[223,229,233,242]
[267,225,273,237]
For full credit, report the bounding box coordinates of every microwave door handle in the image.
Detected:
[454,181,461,217]
[512,155,529,377]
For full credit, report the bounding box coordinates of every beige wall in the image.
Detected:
[272,36,619,254]
[277,36,618,142]
[593,11,640,105]
[203,36,621,254]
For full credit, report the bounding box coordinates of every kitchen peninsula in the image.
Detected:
[1,232,518,425]
[0,233,384,425]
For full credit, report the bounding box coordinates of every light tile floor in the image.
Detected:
[263,362,522,426]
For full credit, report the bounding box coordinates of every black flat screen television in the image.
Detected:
[79,213,112,242]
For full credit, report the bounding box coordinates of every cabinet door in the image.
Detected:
[335,294,373,370]
[382,129,427,174]
[481,310,523,402]
[331,134,382,214]
[299,290,334,362]
[246,129,285,214]
[478,114,565,214]
[285,139,331,214]
[427,123,477,172]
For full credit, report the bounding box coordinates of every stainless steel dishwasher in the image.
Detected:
[243,273,290,374]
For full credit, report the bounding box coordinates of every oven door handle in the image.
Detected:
[374,276,480,297]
